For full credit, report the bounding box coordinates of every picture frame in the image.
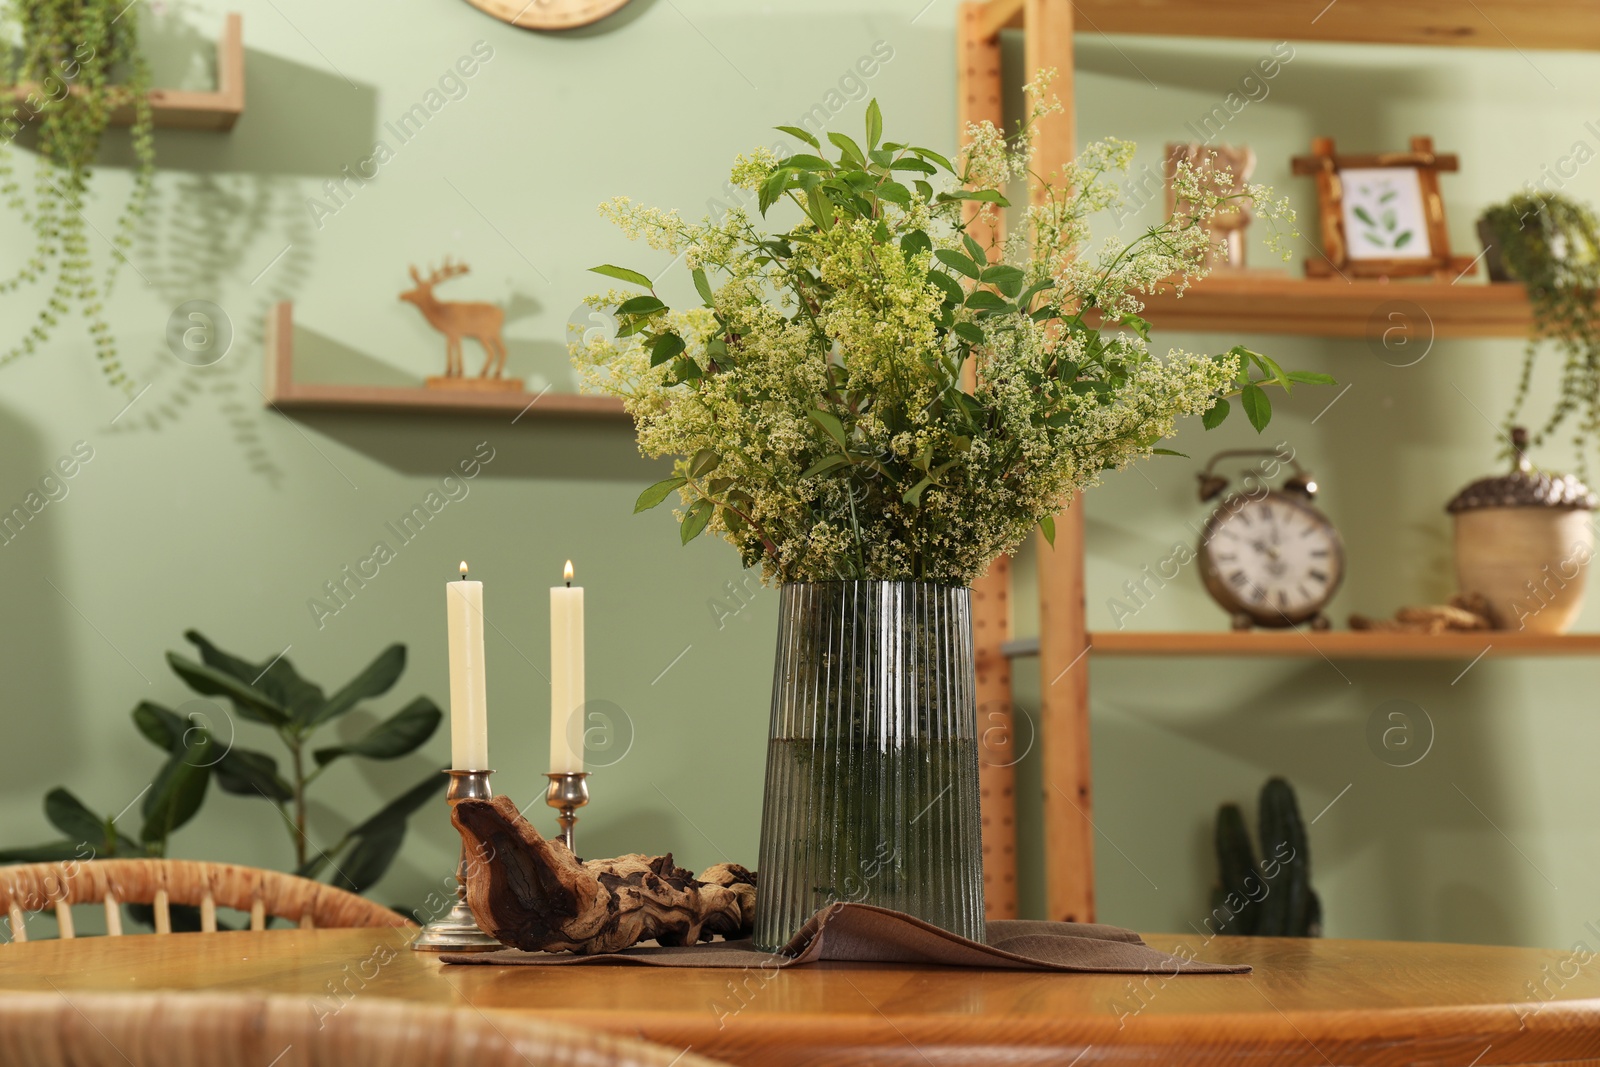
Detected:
[1292,136,1477,280]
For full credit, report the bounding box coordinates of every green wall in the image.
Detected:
[1,1,1595,949]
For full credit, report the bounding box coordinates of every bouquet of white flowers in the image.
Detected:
[573,74,1326,585]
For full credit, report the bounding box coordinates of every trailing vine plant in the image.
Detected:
[0,0,155,393]
[1488,192,1600,475]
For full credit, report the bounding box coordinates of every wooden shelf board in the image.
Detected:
[1002,630,1600,659]
[977,0,1600,51]
[262,302,628,421]
[1135,274,1533,338]
[1,15,244,133]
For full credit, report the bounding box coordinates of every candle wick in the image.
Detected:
[565,580,571,588]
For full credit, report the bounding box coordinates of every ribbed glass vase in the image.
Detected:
[753,580,985,951]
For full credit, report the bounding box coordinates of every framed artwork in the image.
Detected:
[1292,136,1475,280]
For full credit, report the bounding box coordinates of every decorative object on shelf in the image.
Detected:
[0,632,447,925]
[451,793,756,954]
[1292,136,1476,280]
[1349,594,1493,634]
[1195,449,1344,631]
[1485,193,1600,475]
[414,769,502,952]
[1210,777,1321,938]
[0,0,155,393]
[572,80,1327,950]
[1166,143,1255,270]
[399,259,517,391]
[1446,427,1596,633]
[461,0,631,31]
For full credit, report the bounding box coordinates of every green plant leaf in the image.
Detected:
[313,697,442,766]
[650,332,685,367]
[183,632,326,724]
[615,295,666,316]
[589,264,654,289]
[1039,514,1056,547]
[306,645,407,729]
[140,734,212,846]
[980,264,1025,298]
[775,124,821,149]
[167,654,290,727]
[801,454,852,478]
[865,98,883,150]
[934,249,981,280]
[692,268,715,304]
[876,181,911,206]
[952,322,986,346]
[1352,206,1376,227]
[807,408,851,450]
[681,499,714,544]
[900,230,932,258]
[1286,371,1336,386]
[333,771,450,893]
[965,290,1009,311]
[0,841,87,864]
[636,476,686,513]
[903,477,935,506]
[1151,448,1188,457]
[827,131,866,166]
[927,272,966,305]
[213,747,294,803]
[132,701,186,752]
[1241,383,1272,433]
[1202,397,1231,430]
[1394,230,1414,248]
[45,788,108,847]
[689,448,721,477]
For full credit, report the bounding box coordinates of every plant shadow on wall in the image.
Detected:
[0,632,447,926]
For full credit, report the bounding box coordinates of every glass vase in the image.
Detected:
[753,580,985,951]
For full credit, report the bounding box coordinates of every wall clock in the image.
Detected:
[1195,449,1344,631]
[463,0,632,30]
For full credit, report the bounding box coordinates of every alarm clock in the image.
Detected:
[1195,449,1345,631]
[463,0,632,30]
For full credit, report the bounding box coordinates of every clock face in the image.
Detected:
[1199,491,1344,626]
[463,0,632,30]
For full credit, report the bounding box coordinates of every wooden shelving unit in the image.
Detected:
[262,302,628,420]
[1138,274,1533,338]
[1002,630,1600,660]
[1,14,245,132]
[960,0,1600,929]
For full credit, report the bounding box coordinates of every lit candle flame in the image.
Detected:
[459,561,469,578]
[563,560,574,583]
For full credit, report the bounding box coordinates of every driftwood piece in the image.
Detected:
[1349,594,1495,634]
[451,794,756,955]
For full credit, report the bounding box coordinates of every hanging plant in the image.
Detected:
[0,0,155,393]
[1486,192,1600,475]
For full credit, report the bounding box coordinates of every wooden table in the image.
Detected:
[3,928,1599,1065]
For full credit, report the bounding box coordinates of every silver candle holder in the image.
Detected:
[412,769,504,953]
[544,771,590,852]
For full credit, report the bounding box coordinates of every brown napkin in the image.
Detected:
[441,901,1248,974]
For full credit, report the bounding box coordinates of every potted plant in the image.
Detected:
[0,0,155,393]
[572,75,1327,950]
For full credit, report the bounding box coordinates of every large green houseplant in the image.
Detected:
[572,76,1330,949]
[0,0,154,392]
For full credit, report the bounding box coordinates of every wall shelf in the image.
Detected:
[1,14,244,132]
[1135,274,1533,338]
[1001,630,1600,660]
[262,302,629,421]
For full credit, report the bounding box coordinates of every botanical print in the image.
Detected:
[1340,167,1432,260]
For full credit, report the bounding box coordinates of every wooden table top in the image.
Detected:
[2,928,1598,1066]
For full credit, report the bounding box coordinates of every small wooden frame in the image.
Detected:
[0,14,244,132]
[1293,136,1475,280]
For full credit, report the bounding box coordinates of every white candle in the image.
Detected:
[446,562,489,770]
[550,560,585,774]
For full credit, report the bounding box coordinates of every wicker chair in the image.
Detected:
[0,859,413,941]
[0,990,726,1067]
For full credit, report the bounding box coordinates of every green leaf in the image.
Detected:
[650,332,685,367]
[876,181,911,206]
[313,697,442,766]
[1151,448,1188,457]
[783,153,834,171]
[1394,230,1414,248]
[636,476,687,513]
[807,408,851,450]
[689,448,721,477]
[1286,370,1336,386]
[213,747,293,803]
[45,788,108,846]
[965,290,1009,311]
[350,773,449,838]
[890,158,937,175]
[865,99,882,150]
[167,654,289,727]
[962,234,986,262]
[901,230,932,258]
[934,249,981,280]
[681,499,714,544]
[334,771,451,893]
[927,272,966,305]
[1352,206,1377,227]
[615,295,666,316]
[140,735,212,846]
[952,322,986,346]
[133,701,186,752]
[1241,384,1272,433]
[1039,514,1056,547]
[0,841,87,864]
[775,124,821,149]
[307,645,407,729]
[692,268,715,305]
[802,454,852,478]
[980,264,1025,298]
[828,132,867,167]
[1202,397,1231,430]
[964,189,1009,205]
[589,264,654,289]
[1117,313,1152,342]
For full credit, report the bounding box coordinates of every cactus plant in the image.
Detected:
[1209,777,1322,938]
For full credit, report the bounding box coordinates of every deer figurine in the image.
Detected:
[400,259,509,380]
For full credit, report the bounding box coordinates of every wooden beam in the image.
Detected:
[1069,0,1600,51]
[976,0,1026,40]
[959,1,1019,924]
[1003,629,1600,659]
[1025,0,1096,926]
